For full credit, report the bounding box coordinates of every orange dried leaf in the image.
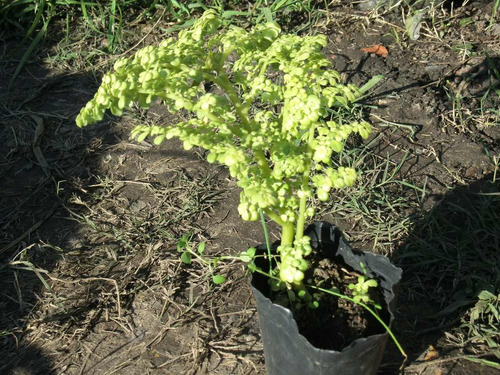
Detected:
[360,45,389,58]
[424,345,440,361]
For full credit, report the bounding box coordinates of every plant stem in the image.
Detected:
[259,209,273,277]
[263,208,285,227]
[295,190,308,241]
[254,149,272,176]
[201,72,251,131]
[281,222,294,246]
[262,208,293,245]
[295,123,316,241]
[214,73,254,132]
[203,71,275,177]
[280,97,290,133]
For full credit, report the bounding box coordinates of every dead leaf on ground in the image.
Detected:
[360,45,389,58]
[424,345,440,361]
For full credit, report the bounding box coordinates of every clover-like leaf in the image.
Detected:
[212,275,226,284]
[239,252,252,262]
[247,247,257,257]
[247,262,258,272]
[177,234,190,252]
[181,251,192,264]
[309,300,319,309]
[197,242,206,254]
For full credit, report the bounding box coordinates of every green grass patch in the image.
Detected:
[321,126,423,254]
[2,0,330,83]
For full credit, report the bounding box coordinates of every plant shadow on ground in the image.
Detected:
[380,174,499,375]
[0,56,117,373]
[321,3,500,372]
[0,5,272,372]
[0,43,265,375]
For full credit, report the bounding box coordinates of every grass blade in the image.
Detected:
[21,0,46,40]
[359,75,384,95]
[464,357,500,369]
[80,0,105,35]
[107,0,116,51]
[8,21,47,89]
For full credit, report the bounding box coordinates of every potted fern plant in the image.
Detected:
[77,10,403,375]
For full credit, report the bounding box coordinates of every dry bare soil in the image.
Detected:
[1,1,499,374]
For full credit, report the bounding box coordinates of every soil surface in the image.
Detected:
[1,1,499,375]
[295,255,385,351]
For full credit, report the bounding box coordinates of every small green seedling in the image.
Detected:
[347,262,381,307]
[176,233,226,285]
[348,276,379,304]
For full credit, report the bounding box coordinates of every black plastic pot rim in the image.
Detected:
[250,222,403,375]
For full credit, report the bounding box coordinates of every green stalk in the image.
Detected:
[201,71,251,130]
[195,108,244,138]
[281,222,294,246]
[280,97,290,133]
[214,73,254,132]
[263,208,285,227]
[263,208,294,245]
[295,198,307,240]
[295,123,316,241]
[258,209,273,276]
[205,66,274,179]
[254,149,272,176]
[221,46,236,67]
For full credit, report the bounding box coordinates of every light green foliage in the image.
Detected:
[278,236,312,285]
[348,275,379,304]
[77,10,372,286]
[239,247,256,263]
[465,289,500,352]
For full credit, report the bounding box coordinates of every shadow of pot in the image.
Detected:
[251,222,402,375]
